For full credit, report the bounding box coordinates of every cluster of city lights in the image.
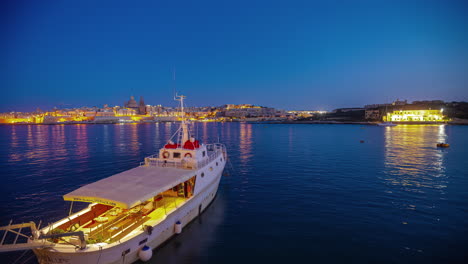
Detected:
[385,109,447,122]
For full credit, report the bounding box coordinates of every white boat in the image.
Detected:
[377,122,397,127]
[0,95,227,264]
[378,104,397,127]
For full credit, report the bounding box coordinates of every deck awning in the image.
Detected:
[63,166,194,209]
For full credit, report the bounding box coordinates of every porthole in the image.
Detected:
[201,173,205,178]
[216,162,218,166]
[220,158,223,161]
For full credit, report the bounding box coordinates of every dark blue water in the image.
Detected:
[1,123,467,264]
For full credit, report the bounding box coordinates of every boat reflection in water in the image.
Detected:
[143,193,226,264]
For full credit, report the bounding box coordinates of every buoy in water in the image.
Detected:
[138,245,152,262]
[174,221,182,234]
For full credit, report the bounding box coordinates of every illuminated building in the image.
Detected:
[385,109,447,122]
[116,108,136,116]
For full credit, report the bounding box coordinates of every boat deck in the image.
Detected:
[65,196,187,244]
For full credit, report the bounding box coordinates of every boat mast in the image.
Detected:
[175,94,189,144]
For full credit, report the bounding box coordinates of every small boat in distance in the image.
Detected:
[377,122,397,127]
[378,103,397,127]
[0,95,227,264]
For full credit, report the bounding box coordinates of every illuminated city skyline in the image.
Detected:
[2,0,468,112]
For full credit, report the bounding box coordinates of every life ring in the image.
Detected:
[162,151,170,159]
[184,153,192,158]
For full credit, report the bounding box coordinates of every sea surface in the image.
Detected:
[0,123,467,264]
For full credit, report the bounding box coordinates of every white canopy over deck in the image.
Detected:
[63,166,194,209]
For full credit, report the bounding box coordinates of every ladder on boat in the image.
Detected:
[0,221,86,252]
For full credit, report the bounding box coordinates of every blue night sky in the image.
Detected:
[2,0,467,111]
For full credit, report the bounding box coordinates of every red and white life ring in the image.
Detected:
[184,153,192,158]
[162,151,170,159]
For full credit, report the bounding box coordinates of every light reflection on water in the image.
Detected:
[75,124,89,159]
[201,122,208,143]
[238,123,253,164]
[51,125,66,159]
[130,123,140,154]
[103,124,111,152]
[383,125,448,193]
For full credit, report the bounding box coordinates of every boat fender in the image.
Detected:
[138,245,152,262]
[162,151,170,159]
[184,153,192,158]
[145,225,153,235]
[175,221,182,234]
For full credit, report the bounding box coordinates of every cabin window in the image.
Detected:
[173,152,181,158]
[202,151,206,157]
[201,172,205,178]
[122,248,131,256]
[139,238,148,245]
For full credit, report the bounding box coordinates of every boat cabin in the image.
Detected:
[143,137,209,170]
[161,137,206,160]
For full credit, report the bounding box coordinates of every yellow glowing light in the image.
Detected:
[385,109,447,122]
[3,118,32,123]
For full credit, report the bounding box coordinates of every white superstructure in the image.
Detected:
[0,95,227,264]
[377,122,397,127]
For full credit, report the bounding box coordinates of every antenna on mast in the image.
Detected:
[174,94,186,121]
[172,67,176,101]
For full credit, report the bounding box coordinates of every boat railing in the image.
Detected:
[141,143,226,170]
[0,221,87,251]
[197,143,225,168]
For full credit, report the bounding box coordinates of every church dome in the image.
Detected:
[126,96,138,108]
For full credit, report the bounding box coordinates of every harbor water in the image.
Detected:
[0,123,467,263]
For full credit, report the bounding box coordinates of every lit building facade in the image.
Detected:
[384,109,447,122]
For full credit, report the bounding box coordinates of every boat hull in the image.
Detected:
[33,169,223,264]
[377,122,397,127]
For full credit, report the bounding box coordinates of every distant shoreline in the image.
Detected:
[2,120,468,126]
[259,120,468,125]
